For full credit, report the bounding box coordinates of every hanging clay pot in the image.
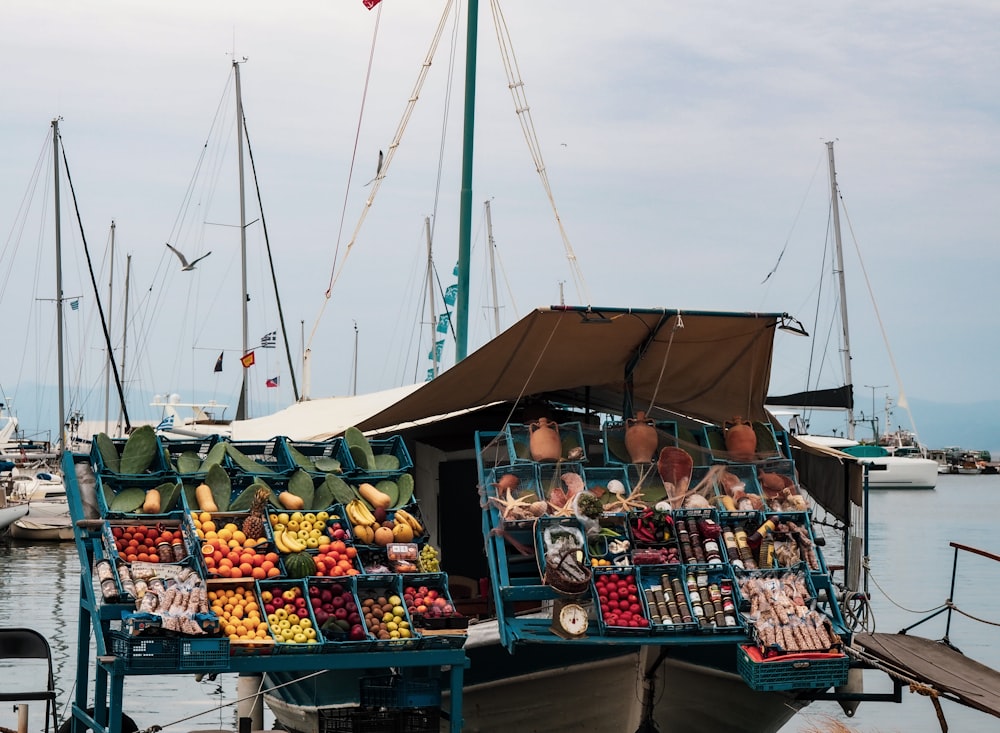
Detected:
[624,411,659,463]
[724,416,757,460]
[528,417,562,462]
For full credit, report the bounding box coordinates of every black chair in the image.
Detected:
[0,627,60,733]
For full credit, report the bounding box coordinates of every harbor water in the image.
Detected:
[2,473,999,733]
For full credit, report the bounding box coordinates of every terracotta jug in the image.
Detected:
[528,417,562,462]
[724,416,757,460]
[624,411,658,463]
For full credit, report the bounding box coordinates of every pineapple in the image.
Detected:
[241,487,270,540]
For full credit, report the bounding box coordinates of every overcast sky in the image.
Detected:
[1,1,997,436]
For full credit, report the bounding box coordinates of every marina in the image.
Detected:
[2,473,999,733]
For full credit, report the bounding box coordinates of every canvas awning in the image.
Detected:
[359,306,782,432]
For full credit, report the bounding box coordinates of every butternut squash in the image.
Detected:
[358,482,392,510]
[278,491,305,510]
[195,483,219,512]
[142,488,161,514]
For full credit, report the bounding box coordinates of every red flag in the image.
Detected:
[363,0,382,8]
[241,351,256,368]
[266,376,279,388]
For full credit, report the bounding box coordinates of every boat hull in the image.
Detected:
[865,456,938,490]
[263,634,806,733]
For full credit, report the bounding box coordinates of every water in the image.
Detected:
[3,474,999,733]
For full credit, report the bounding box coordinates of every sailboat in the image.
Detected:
[766,142,938,491]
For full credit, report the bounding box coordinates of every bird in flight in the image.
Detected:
[165,243,212,271]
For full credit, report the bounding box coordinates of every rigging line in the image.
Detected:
[761,150,825,284]
[243,112,300,402]
[426,0,463,246]
[839,196,922,437]
[866,565,947,615]
[489,0,590,305]
[496,314,565,432]
[948,601,1000,628]
[309,0,456,353]
[644,315,683,415]
[324,2,384,296]
[58,135,131,432]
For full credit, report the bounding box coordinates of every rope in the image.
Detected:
[865,561,948,615]
[843,646,949,732]
[947,600,1000,628]
[644,314,683,416]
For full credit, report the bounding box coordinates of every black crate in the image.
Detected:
[361,675,441,709]
[318,707,397,733]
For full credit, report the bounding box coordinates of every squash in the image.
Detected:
[278,491,305,511]
[358,482,392,511]
[195,483,219,512]
[142,489,161,514]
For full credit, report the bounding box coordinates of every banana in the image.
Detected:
[394,508,423,534]
[281,530,306,553]
[272,528,291,554]
[347,499,376,526]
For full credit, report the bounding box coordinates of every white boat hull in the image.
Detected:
[865,456,939,490]
[0,502,30,532]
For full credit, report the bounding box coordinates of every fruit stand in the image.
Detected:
[477,420,851,691]
[62,429,468,733]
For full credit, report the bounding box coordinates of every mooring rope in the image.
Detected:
[866,561,948,615]
[843,645,949,733]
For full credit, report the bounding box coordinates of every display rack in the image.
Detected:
[62,448,468,733]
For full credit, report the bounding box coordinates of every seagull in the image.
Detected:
[165,243,212,271]
[364,150,384,186]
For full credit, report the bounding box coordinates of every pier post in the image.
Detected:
[236,674,264,732]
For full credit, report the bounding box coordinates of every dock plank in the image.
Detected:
[855,632,1000,718]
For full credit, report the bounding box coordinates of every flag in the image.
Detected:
[241,351,256,368]
[260,331,276,349]
[214,352,224,372]
[428,339,444,361]
[436,312,450,333]
[70,299,80,311]
[426,368,435,381]
[155,415,175,431]
[266,376,279,388]
[443,284,458,306]
[363,0,382,8]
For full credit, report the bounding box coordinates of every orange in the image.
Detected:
[266,567,281,577]
[251,567,266,580]
[239,562,253,576]
[230,566,244,578]
[217,565,232,578]
[202,543,214,556]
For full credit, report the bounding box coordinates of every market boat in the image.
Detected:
[222,305,865,733]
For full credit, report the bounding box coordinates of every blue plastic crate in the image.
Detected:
[349,435,413,478]
[592,567,651,635]
[677,563,744,632]
[283,437,355,476]
[90,434,172,478]
[738,644,848,691]
[755,458,807,511]
[109,631,179,672]
[690,464,763,511]
[224,438,296,476]
[702,421,784,464]
[636,564,698,633]
[160,436,225,478]
[767,512,827,574]
[505,420,587,464]
[97,474,184,519]
[360,674,441,709]
[537,462,586,507]
[256,579,324,652]
[355,575,420,649]
[177,637,230,671]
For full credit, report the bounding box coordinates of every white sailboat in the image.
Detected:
[767,142,938,491]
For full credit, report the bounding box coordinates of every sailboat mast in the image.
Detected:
[52,118,66,451]
[484,200,501,336]
[455,0,479,361]
[104,221,115,434]
[826,140,855,439]
[426,217,439,379]
[118,255,131,436]
[235,60,250,420]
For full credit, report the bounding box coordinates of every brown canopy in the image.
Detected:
[357,306,860,522]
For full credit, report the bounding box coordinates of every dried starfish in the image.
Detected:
[488,488,536,521]
[603,485,647,513]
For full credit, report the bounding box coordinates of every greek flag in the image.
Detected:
[155,415,174,431]
[260,331,277,349]
[428,339,444,361]
[70,299,80,311]
[443,284,458,306]
[426,368,435,381]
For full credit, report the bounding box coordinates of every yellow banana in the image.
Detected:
[348,499,376,526]
[394,508,423,534]
[272,528,291,554]
[282,530,306,553]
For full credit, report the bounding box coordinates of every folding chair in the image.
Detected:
[0,628,60,733]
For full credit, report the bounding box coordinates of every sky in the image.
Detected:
[1,0,998,443]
